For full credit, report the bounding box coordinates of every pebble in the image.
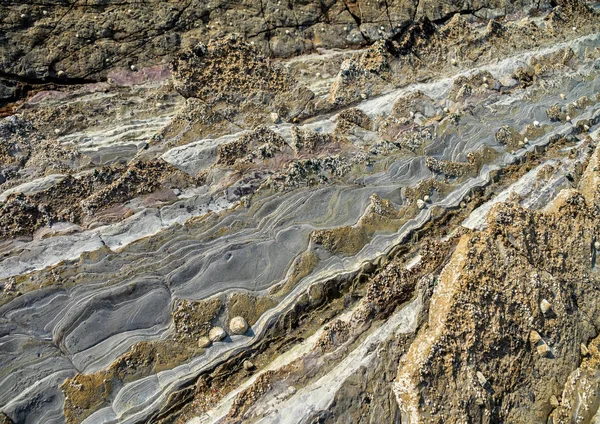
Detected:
[560,93,566,100]
[57,70,65,77]
[198,336,212,348]
[594,241,600,250]
[536,341,551,357]
[270,112,280,123]
[423,195,431,203]
[287,386,297,395]
[130,64,138,72]
[42,10,47,15]
[208,326,227,342]
[443,107,449,113]
[523,137,529,144]
[229,316,249,335]
[476,371,487,386]
[156,102,163,108]
[584,124,590,131]
[581,343,589,356]
[540,299,552,314]
[243,360,254,371]
[54,128,61,135]
[533,120,540,127]
[566,115,571,122]
[20,13,27,18]
[529,330,542,344]
[451,58,457,65]
[416,199,426,209]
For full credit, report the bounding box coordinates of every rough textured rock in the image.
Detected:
[0,0,554,86]
[394,143,600,423]
[1,1,600,424]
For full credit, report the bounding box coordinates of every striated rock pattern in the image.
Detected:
[1,1,600,424]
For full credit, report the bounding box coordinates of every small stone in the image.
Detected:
[549,395,560,408]
[243,360,254,371]
[229,316,249,335]
[54,128,61,135]
[523,137,529,144]
[208,326,227,342]
[285,30,290,34]
[270,112,280,123]
[287,386,297,395]
[130,64,138,72]
[423,195,431,203]
[443,107,449,113]
[540,299,552,314]
[584,124,590,131]
[566,115,571,122]
[20,13,27,18]
[529,330,542,344]
[594,241,600,250]
[42,10,47,15]
[416,199,426,209]
[57,70,65,77]
[198,336,212,348]
[451,58,457,65]
[536,341,552,357]
[560,93,566,100]
[581,343,589,356]
[156,102,163,108]
[533,120,540,127]
[476,371,487,386]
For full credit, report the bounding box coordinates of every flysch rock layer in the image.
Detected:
[1,1,600,424]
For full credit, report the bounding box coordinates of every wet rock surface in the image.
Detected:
[1,1,600,423]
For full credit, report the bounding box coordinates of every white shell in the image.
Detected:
[208,326,227,342]
[229,316,249,335]
[198,336,212,348]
